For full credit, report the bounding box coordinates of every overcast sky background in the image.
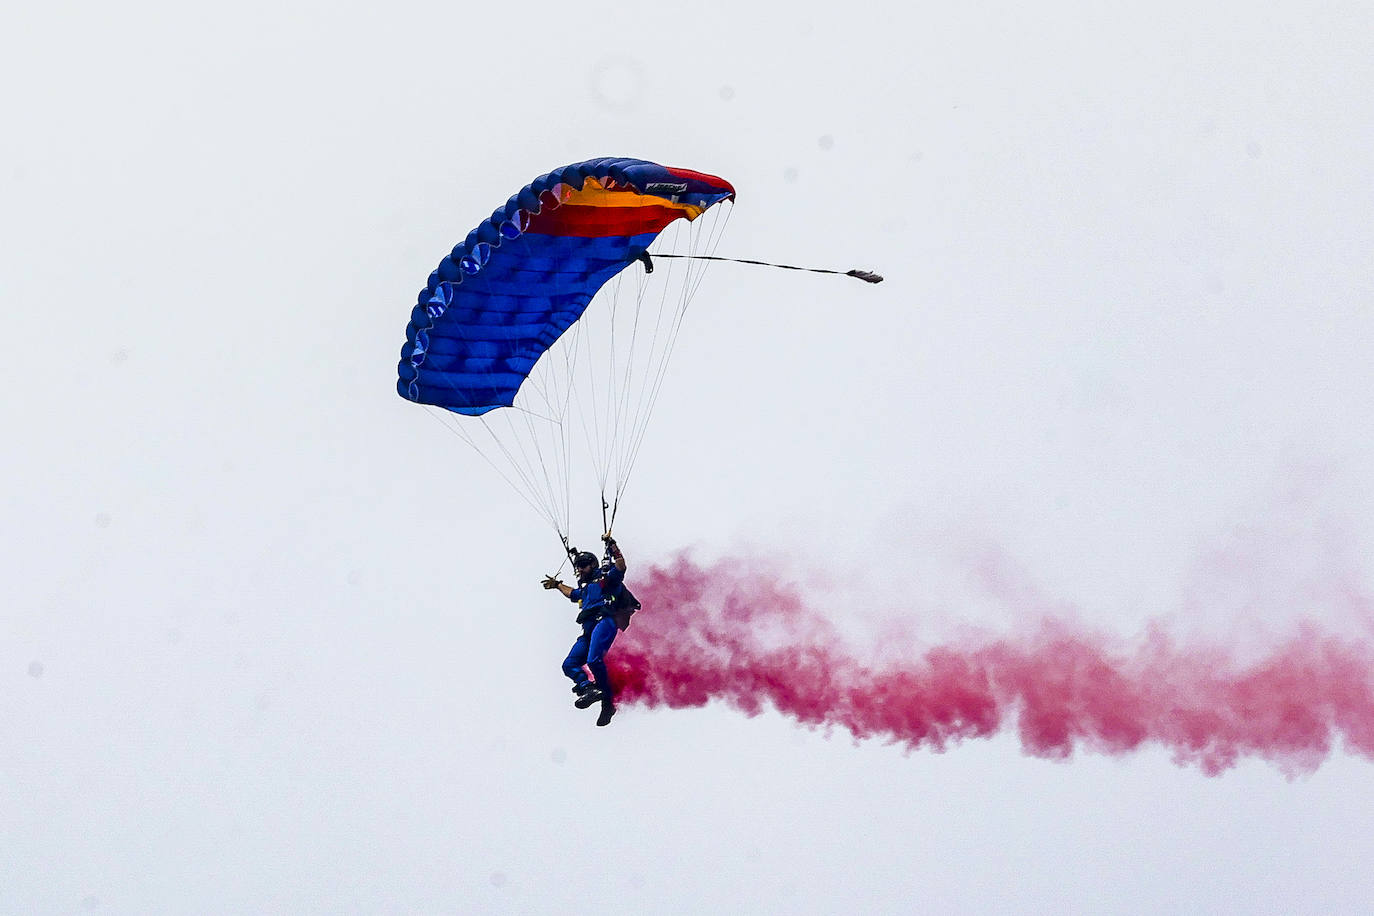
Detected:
[5,1,1374,912]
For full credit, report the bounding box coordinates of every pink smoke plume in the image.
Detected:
[608,555,1374,776]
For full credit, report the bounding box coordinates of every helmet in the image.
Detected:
[573,551,600,583]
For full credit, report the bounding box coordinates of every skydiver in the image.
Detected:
[541,533,628,727]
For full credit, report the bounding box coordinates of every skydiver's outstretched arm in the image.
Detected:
[541,576,574,598]
[602,534,626,572]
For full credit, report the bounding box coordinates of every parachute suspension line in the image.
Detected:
[537,229,584,541]
[603,295,646,532]
[572,295,610,519]
[653,252,883,284]
[533,308,587,538]
[478,411,562,535]
[613,203,734,507]
[538,296,590,541]
[555,330,577,543]
[609,236,663,510]
[611,240,674,525]
[564,205,721,538]
[600,273,621,499]
[687,201,735,302]
[622,213,722,478]
[616,217,689,492]
[527,311,582,541]
[414,280,570,540]
[604,213,695,523]
[473,249,570,540]
[433,227,597,544]
[500,235,558,535]
[525,326,566,531]
[529,202,613,540]
[504,398,565,536]
[598,258,652,538]
[516,224,610,543]
[603,266,642,532]
[421,406,563,536]
[613,265,646,500]
[598,247,660,521]
[635,225,686,448]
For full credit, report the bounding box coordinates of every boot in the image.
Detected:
[574,685,606,709]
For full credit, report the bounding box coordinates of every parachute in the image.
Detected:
[398,158,735,547]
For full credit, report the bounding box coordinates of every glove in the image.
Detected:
[541,576,563,590]
[601,533,617,546]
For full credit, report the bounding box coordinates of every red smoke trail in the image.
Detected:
[608,555,1374,776]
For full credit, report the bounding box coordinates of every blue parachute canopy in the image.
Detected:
[398,157,735,415]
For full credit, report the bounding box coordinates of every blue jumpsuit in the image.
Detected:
[563,565,625,697]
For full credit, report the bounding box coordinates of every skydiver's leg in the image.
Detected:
[584,616,619,699]
[562,633,592,690]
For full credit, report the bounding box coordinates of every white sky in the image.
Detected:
[4,1,1374,912]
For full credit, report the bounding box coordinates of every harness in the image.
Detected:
[575,572,641,630]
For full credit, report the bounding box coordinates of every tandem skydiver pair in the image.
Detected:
[542,534,640,727]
